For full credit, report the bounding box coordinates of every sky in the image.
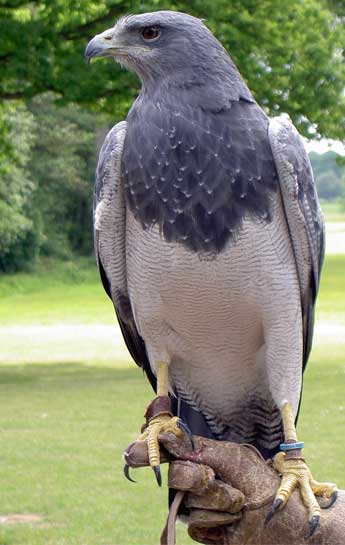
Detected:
[305,138,345,156]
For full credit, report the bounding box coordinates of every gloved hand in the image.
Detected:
[124,433,344,545]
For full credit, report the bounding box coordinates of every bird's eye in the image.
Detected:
[141,26,161,41]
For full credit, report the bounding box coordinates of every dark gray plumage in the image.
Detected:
[123,98,278,253]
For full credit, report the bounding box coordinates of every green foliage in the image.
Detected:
[1,1,344,271]
[315,171,344,201]
[0,102,39,271]
[1,0,345,139]
[0,95,106,271]
[310,151,345,200]
[326,0,345,16]
[28,93,104,258]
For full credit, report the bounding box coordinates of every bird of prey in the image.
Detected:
[85,11,336,535]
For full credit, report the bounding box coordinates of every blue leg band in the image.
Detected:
[280,441,304,451]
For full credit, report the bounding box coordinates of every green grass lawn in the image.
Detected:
[320,200,345,223]
[0,249,344,545]
[0,258,113,326]
[0,364,186,545]
[317,254,345,322]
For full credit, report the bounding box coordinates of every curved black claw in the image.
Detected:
[321,490,338,509]
[265,498,283,525]
[306,515,319,539]
[124,464,136,483]
[177,419,195,450]
[153,465,162,487]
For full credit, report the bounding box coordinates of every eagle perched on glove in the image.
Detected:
[85,11,336,536]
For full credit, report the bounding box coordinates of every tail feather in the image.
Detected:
[171,397,215,440]
[168,396,281,513]
[171,395,282,459]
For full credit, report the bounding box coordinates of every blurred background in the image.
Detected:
[0,1,344,544]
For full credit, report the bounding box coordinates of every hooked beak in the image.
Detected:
[84,27,123,64]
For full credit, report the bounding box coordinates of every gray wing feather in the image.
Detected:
[94,121,155,388]
[269,115,325,370]
[94,122,127,301]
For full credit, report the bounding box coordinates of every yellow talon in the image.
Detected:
[268,403,337,538]
[310,479,338,500]
[273,453,322,517]
[130,362,184,486]
[147,414,183,469]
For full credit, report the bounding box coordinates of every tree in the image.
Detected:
[310,151,345,200]
[1,1,344,271]
[326,0,345,16]
[316,170,345,200]
[0,94,105,271]
[0,0,345,140]
[0,102,38,271]
[28,93,104,259]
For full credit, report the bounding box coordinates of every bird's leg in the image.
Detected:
[145,362,184,485]
[127,362,184,486]
[267,402,337,537]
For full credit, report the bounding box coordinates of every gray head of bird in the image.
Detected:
[85,11,251,106]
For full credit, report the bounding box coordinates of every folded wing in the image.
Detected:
[269,115,325,371]
[94,121,156,390]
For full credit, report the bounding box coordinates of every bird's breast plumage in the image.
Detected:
[122,97,278,253]
[125,190,301,451]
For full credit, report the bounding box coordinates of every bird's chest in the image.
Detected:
[125,196,292,342]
